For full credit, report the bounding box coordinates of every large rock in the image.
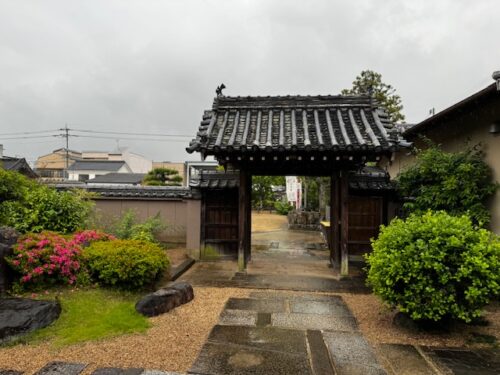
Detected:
[0,226,19,247]
[136,282,194,317]
[0,298,61,343]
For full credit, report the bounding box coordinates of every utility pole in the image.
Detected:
[60,124,70,180]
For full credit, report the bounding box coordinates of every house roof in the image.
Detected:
[1,157,38,178]
[67,160,126,171]
[405,82,499,137]
[189,170,239,189]
[348,166,394,191]
[189,166,394,192]
[187,95,409,156]
[87,173,145,184]
[87,185,194,199]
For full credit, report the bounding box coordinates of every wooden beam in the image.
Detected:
[330,173,340,269]
[340,170,349,275]
[238,170,249,271]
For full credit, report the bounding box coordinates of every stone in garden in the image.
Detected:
[35,362,86,375]
[0,298,61,343]
[0,226,19,246]
[135,281,194,317]
[164,281,194,304]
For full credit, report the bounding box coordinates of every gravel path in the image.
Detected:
[0,287,249,375]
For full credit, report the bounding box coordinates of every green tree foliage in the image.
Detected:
[397,143,498,226]
[83,239,169,289]
[112,210,166,243]
[342,70,405,123]
[251,176,285,210]
[143,168,183,186]
[0,169,32,203]
[366,211,499,323]
[0,170,94,233]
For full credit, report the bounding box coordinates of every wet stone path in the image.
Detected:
[189,291,386,375]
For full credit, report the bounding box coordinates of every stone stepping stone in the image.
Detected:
[289,299,353,316]
[189,341,312,375]
[377,344,436,375]
[306,330,335,375]
[35,362,86,375]
[271,312,358,331]
[219,309,257,326]
[322,331,386,375]
[422,347,500,375]
[225,297,286,313]
[207,324,308,355]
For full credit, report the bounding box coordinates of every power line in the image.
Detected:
[70,134,190,142]
[0,129,59,136]
[0,135,60,140]
[69,128,192,138]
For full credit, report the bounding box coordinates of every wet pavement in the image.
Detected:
[189,291,384,375]
[180,227,370,293]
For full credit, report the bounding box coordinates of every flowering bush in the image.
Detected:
[72,230,115,247]
[6,231,83,288]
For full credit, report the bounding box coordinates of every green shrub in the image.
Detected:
[112,210,166,243]
[0,181,94,234]
[366,211,500,323]
[274,201,293,215]
[83,240,169,289]
[397,143,498,225]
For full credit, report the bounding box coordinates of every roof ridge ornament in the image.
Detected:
[216,83,226,97]
[493,71,500,91]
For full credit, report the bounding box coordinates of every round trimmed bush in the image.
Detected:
[83,240,169,289]
[366,211,499,323]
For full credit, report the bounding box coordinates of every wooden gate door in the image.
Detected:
[201,189,239,259]
[348,196,382,261]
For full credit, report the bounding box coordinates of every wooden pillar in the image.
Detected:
[245,174,252,262]
[340,170,349,276]
[238,170,249,271]
[330,172,340,268]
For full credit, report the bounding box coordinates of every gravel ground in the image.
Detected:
[1,287,497,374]
[0,287,250,375]
[341,293,500,348]
[251,212,288,232]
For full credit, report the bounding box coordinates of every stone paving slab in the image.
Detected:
[306,330,334,375]
[322,331,387,375]
[248,292,346,304]
[422,347,500,375]
[189,341,312,375]
[219,309,257,326]
[271,312,358,331]
[230,274,370,293]
[207,324,308,355]
[34,362,87,375]
[377,344,436,375]
[290,299,353,316]
[225,297,287,313]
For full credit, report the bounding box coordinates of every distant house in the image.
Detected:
[67,160,132,182]
[35,148,82,181]
[0,144,38,178]
[86,173,146,185]
[383,72,500,234]
[83,149,152,174]
[36,147,152,181]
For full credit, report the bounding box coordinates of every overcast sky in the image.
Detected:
[1,0,499,164]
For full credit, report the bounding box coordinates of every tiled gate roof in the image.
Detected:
[187,95,408,155]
